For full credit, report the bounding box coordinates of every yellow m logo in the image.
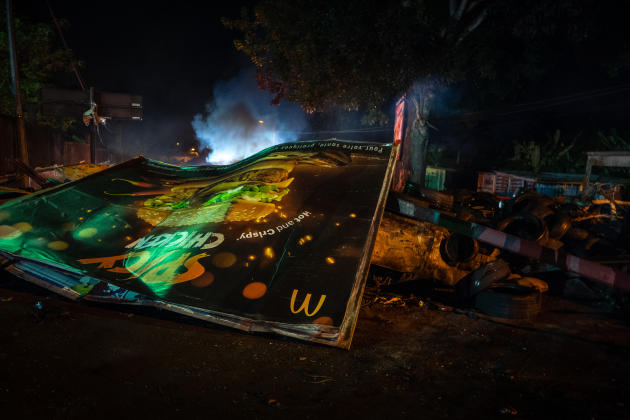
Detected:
[290,289,326,317]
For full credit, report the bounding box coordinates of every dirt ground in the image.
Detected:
[1,270,629,420]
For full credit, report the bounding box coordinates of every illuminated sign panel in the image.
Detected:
[393,95,406,146]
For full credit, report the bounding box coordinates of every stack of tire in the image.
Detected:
[456,259,546,319]
[498,192,629,259]
[452,191,629,318]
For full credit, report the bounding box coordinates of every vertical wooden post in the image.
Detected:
[89,126,96,164]
[582,156,593,192]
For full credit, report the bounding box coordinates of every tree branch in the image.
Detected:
[455,7,488,45]
[466,0,481,14]
[411,97,422,130]
[454,0,470,21]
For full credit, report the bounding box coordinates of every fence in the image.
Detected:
[0,116,107,176]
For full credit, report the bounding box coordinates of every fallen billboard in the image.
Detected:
[0,140,395,348]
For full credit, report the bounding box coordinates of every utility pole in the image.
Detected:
[43,87,143,164]
[89,87,96,164]
[116,121,124,162]
[5,0,29,186]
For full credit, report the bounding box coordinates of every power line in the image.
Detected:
[283,84,630,136]
[46,0,86,91]
[455,84,630,120]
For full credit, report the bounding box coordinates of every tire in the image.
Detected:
[440,233,479,265]
[497,213,549,244]
[512,193,552,214]
[456,259,511,299]
[546,213,572,239]
[474,284,542,319]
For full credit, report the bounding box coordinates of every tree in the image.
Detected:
[224,0,494,187]
[225,0,630,188]
[0,14,77,129]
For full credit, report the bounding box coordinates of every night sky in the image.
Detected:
[13,1,630,168]
[18,0,254,157]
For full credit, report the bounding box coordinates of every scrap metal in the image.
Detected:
[387,192,630,292]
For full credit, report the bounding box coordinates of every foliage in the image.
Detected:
[510,130,577,173]
[224,0,502,187]
[225,0,630,120]
[508,129,630,175]
[224,0,630,187]
[224,0,492,117]
[591,130,630,178]
[595,130,630,151]
[0,15,77,130]
[426,143,444,167]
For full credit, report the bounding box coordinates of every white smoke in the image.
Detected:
[191,68,307,164]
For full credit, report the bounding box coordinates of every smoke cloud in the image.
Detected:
[192,68,307,164]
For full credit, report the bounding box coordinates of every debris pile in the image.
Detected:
[371,186,630,320]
